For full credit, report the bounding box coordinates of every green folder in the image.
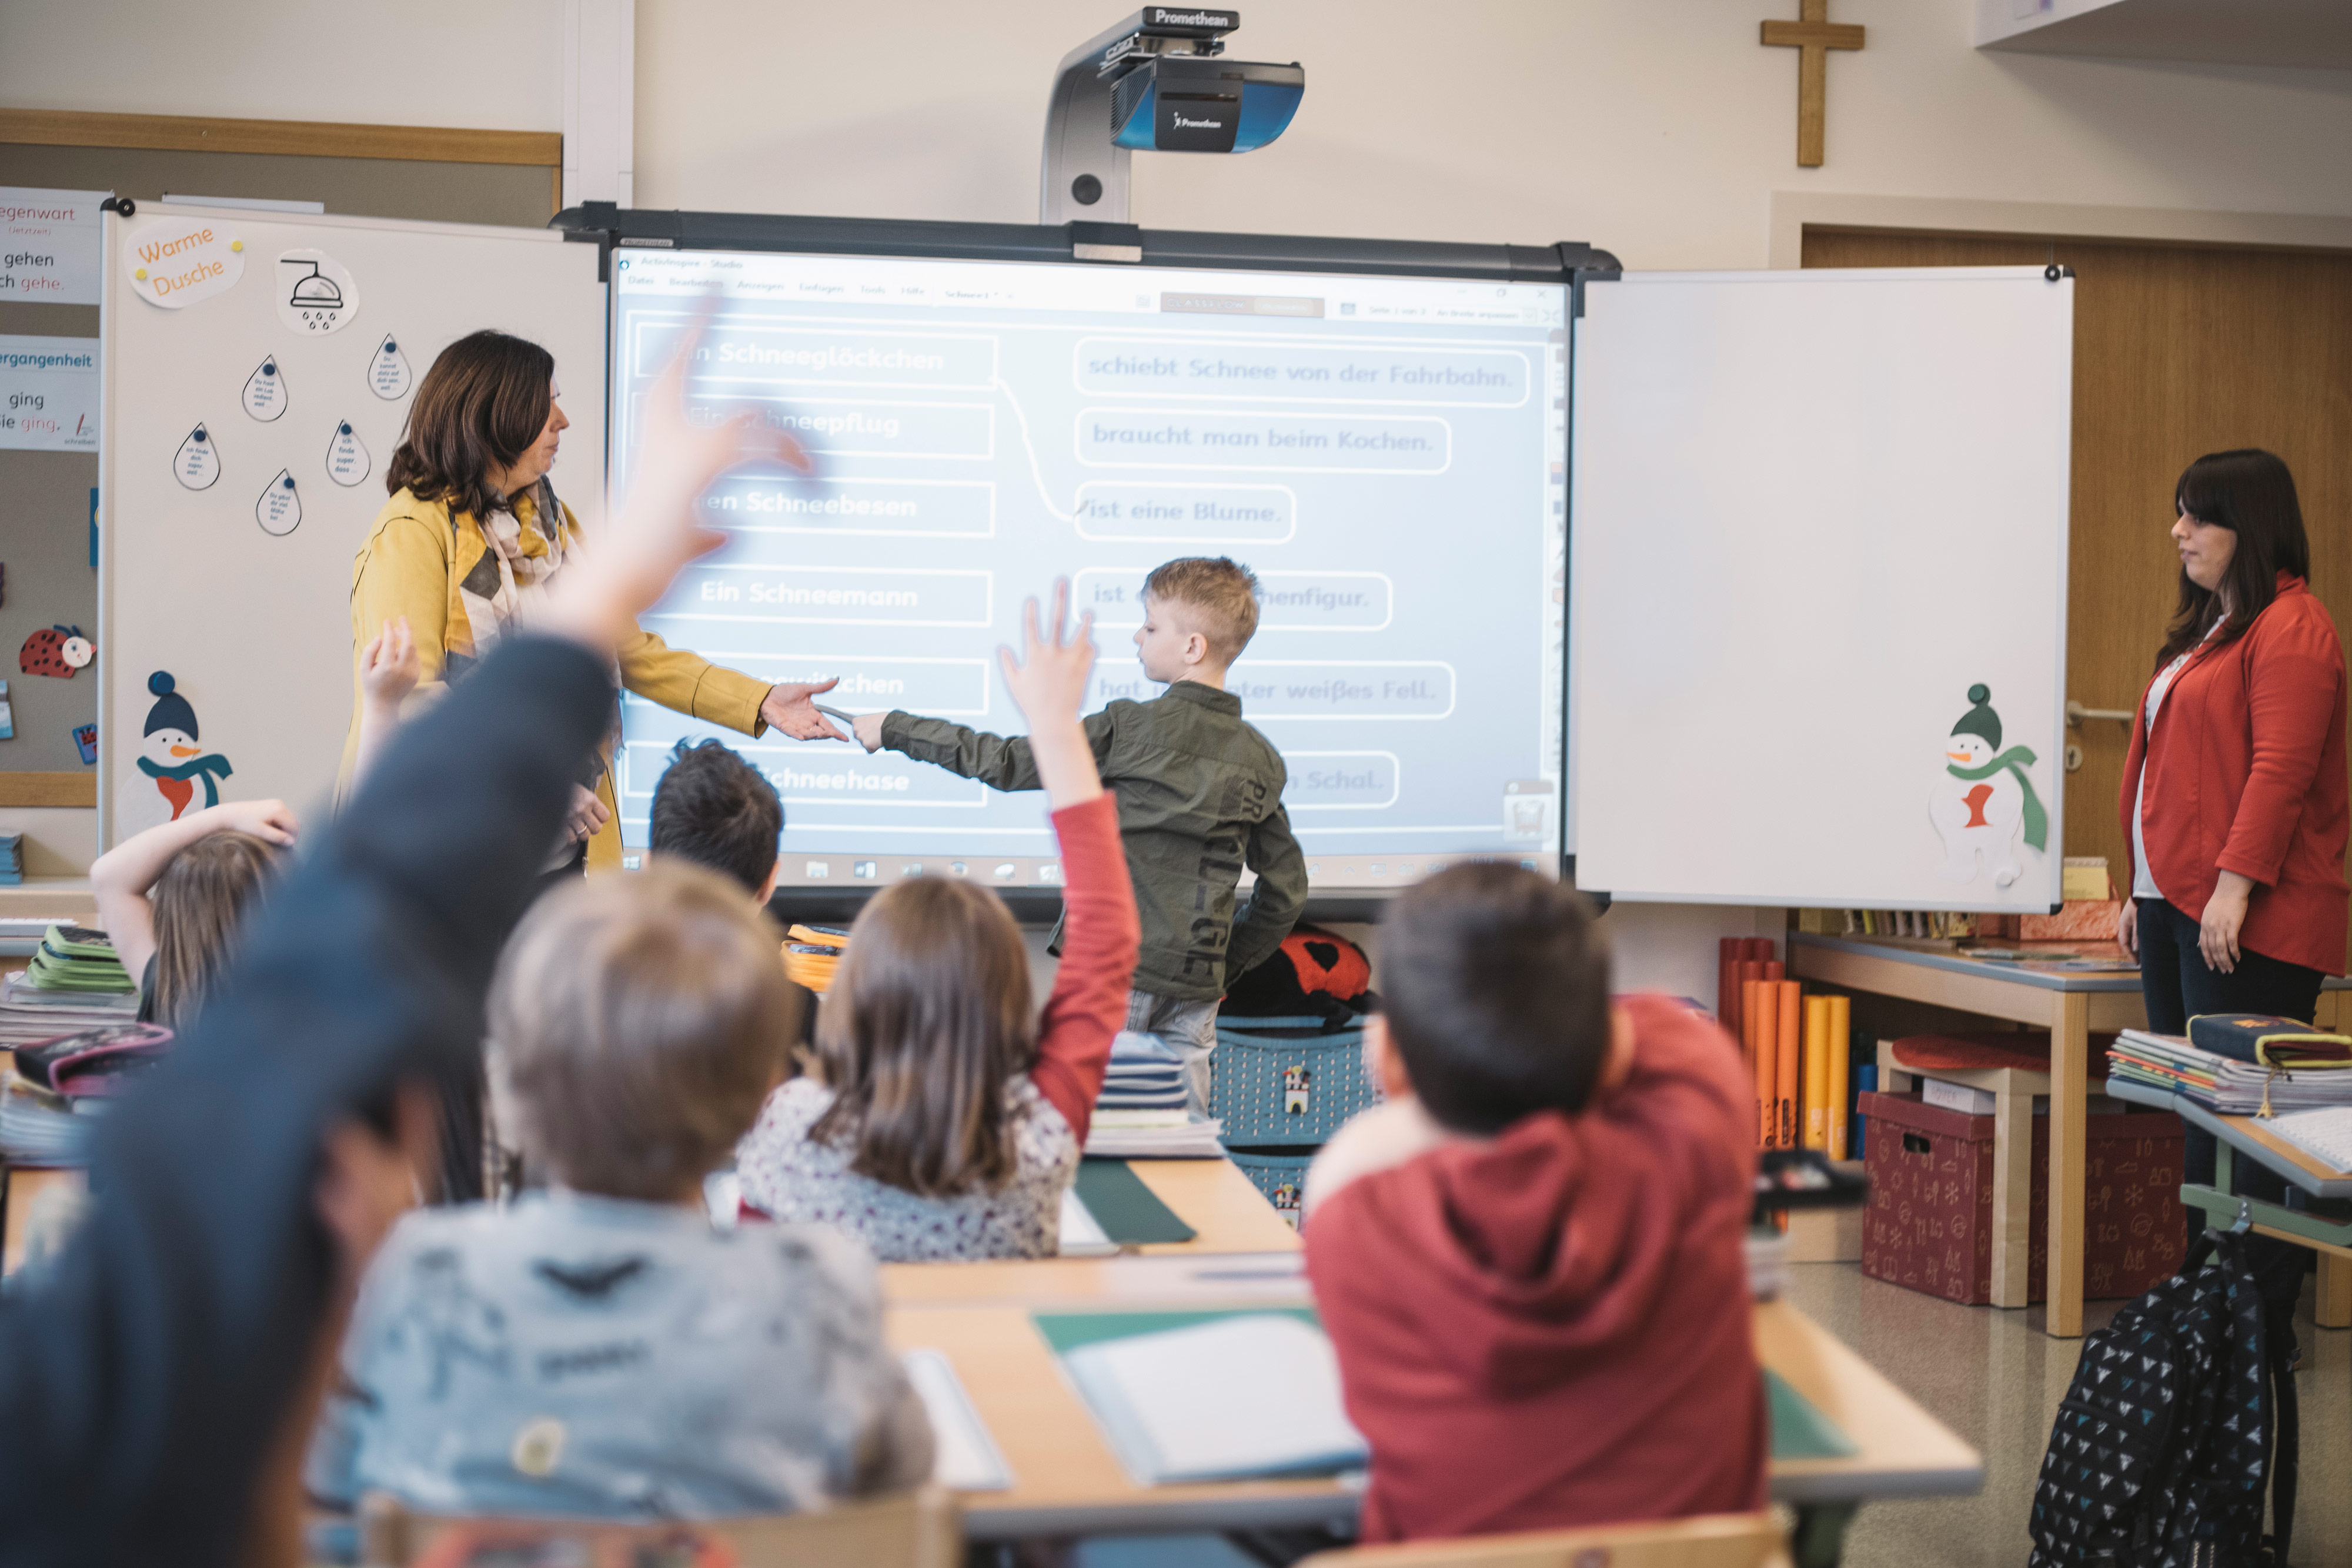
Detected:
[1766,1369,1859,1459]
[1073,1158,1198,1245]
[1033,1309,1857,1463]
[1034,1307,1322,1358]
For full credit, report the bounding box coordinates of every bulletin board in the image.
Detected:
[0,111,564,811]
[98,202,604,845]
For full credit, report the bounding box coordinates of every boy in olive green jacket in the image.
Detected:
[856,557,1306,1108]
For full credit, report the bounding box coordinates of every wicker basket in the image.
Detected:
[1210,1015,1378,1146]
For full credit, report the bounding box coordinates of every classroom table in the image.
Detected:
[1,1165,82,1277]
[2108,1077,2352,1314]
[880,1251,1981,1566]
[1789,933,2352,1340]
[1115,1157,1300,1255]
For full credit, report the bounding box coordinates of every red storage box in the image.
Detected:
[1859,1089,2187,1306]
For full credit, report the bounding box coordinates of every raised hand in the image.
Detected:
[547,300,817,649]
[997,580,1102,811]
[217,798,300,847]
[997,580,1097,731]
[359,616,420,710]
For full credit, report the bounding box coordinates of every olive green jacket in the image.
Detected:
[881,681,1307,1001]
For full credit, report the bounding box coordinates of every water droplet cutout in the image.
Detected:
[325,419,370,487]
[242,356,287,421]
[174,424,220,490]
[257,470,302,536]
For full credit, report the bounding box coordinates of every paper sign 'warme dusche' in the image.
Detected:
[122,219,245,309]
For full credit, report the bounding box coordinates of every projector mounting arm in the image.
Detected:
[1040,8,1237,225]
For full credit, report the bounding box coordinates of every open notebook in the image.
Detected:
[1060,1314,1368,1485]
[901,1350,1013,1491]
[2264,1106,2352,1174]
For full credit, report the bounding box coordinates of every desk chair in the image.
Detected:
[1293,1512,1788,1568]
[1877,1032,2113,1310]
[358,1485,960,1568]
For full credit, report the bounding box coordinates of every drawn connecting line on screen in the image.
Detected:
[991,375,1081,524]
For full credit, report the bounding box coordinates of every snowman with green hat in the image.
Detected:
[1929,683,2047,888]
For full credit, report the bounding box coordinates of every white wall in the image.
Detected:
[9,1,2350,269]
[0,0,565,131]
[632,0,2352,269]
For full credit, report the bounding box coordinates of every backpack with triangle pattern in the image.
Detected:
[2028,1230,2297,1567]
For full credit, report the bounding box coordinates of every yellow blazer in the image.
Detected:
[340,487,771,869]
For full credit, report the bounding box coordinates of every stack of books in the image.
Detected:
[2109,1029,2352,1116]
[1084,1111,1227,1159]
[783,923,846,994]
[0,1071,88,1165]
[1097,1031,1189,1112]
[0,971,138,1048]
[24,924,136,996]
[0,832,21,887]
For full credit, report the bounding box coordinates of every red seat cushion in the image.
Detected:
[1891,1031,2116,1076]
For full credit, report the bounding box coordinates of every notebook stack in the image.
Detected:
[1098,1031,1189,1111]
[1084,1111,1228,1159]
[0,832,21,886]
[24,924,136,996]
[2109,1029,2352,1116]
[0,971,138,1048]
[783,924,847,994]
[0,1072,88,1165]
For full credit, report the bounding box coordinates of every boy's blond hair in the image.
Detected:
[489,862,801,1201]
[1144,556,1261,665]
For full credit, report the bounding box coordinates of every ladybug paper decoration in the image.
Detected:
[19,624,92,679]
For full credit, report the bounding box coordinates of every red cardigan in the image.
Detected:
[2119,573,2350,976]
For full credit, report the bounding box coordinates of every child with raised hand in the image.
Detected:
[0,303,820,1563]
[1301,864,1765,1543]
[854,556,1304,1110]
[351,614,420,781]
[737,582,1140,1260]
[89,795,299,1028]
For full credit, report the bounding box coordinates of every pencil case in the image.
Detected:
[15,1022,176,1098]
[2186,1014,2352,1070]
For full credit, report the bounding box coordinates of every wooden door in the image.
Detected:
[1805,229,2352,945]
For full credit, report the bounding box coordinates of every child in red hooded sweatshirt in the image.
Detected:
[1301,864,1766,1543]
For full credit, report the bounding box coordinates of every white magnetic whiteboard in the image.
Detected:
[99,204,604,845]
[1569,268,2073,910]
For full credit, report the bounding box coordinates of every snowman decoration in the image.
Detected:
[130,671,235,826]
[1929,684,2049,887]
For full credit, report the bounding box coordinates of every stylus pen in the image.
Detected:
[814,703,856,728]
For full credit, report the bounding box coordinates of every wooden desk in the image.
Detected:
[2106,1079,2352,1313]
[1,1166,83,1277]
[1122,1158,1299,1255]
[881,1254,1982,1546]
[1791,934,2352,1339]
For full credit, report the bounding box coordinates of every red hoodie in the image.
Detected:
[1302,994,1766,1543]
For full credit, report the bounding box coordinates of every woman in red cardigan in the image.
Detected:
[2118,447,2348,1316]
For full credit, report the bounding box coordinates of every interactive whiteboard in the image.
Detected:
[612,251,1568,890]
[1568,267,2073,911]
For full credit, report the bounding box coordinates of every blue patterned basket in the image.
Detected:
[1225,1148,1315,1231]
[1210,1015,1378,1146]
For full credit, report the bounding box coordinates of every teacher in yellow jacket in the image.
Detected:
[340,329,844,873]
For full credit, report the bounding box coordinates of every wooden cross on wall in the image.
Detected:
[1762,0,1865,168]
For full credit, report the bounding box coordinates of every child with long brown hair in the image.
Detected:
[736,582,1140,1260]
[90,798,297,1029]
